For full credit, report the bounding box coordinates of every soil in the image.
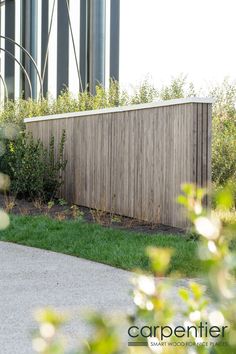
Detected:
[0,193,185,236]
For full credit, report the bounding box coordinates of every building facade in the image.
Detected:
[0,0,120,100]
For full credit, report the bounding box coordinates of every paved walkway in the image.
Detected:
[0,242,134,353]
[0,242,190,354]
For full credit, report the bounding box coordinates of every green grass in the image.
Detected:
[0,215,201,277]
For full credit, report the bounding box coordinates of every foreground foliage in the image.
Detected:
[29,185,236,353]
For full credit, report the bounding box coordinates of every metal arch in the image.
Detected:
[0,73,8,102]
[0,35,43,99]
[42,0,83,92]
[65,0,83,92]
[41,0,56,86]
[1,0,85,97]
[0,47,33,99]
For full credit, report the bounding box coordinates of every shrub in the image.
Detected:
[159,75,198,100]
[210,78,236,120]
[210,79,236,205]
[0,97,51,127]
[0,81,130,127]
[130,79,158,104]
[212,118,236,186]
[0,130,66,201]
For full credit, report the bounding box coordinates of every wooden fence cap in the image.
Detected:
[24,97,213,123]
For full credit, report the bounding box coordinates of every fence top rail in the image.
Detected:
[24,97,213,123]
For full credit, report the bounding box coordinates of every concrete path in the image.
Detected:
[0,242,190,354]
[0,242,134,353]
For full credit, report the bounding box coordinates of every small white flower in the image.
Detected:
[137,275,156,295]
[208,241,217,254]
[40,322,55,339]
[194,217,221,240]
[189,310,201,322]
[133,290,146,308]
[194,202,202,215]
[146,301,154,311]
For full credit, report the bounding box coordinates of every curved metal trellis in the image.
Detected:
[42,0,83,93]
[0,0,84,101]
[65,0,83,92]
[0,47,33,99]
[0,35,43,99]
[0,73,8,102]
[41,0,56,85]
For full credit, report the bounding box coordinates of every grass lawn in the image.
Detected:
[0,215,201,277]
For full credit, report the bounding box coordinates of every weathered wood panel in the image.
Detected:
[25,98,212,228]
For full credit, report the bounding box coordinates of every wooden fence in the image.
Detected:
[25,98,212,228]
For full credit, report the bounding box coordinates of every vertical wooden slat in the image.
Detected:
[207,104,212,208]
[192,103,198,185]
[202,103,208,188]
[197,103,203,187]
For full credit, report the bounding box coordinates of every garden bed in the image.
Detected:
[0,193,185,236]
